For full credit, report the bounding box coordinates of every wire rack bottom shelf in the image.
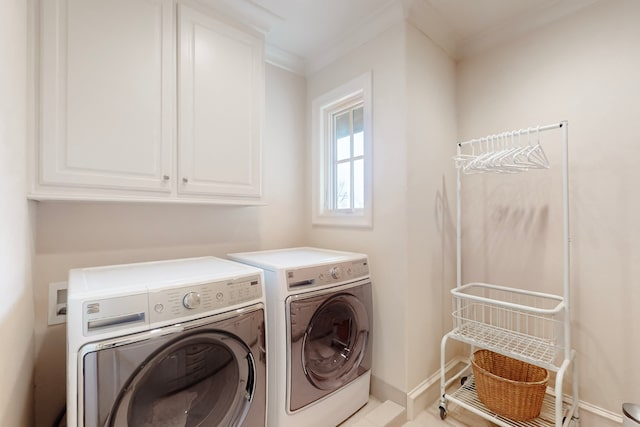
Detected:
[445,375,575,427]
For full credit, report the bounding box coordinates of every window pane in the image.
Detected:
[334,111,351,139]
[353,132,363,157]
[336,162,351,209]
[336,136,351,161]
[353,159,364,209]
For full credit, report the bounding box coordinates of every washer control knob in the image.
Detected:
[182,292,201,309]
[330,267,341,280]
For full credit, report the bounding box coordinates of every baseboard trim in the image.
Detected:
[575,397,623,424]
[406,356,466,420]
[370,375,407,408]
[406,357,624,424]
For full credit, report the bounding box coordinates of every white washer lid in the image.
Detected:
[68,256,262,298]
[228,247,366,271]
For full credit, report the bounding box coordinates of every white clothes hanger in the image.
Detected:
[454,124,550,173]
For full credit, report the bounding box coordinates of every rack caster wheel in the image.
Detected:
[439,406,447,420]
[461,376,468,386]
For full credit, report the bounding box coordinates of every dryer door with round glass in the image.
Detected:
[287,281,372,412]
[80,307,266,427]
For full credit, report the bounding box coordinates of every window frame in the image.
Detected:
[312,72,372,228]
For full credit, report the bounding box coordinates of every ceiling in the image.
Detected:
[202,0,600,74]
[428,0,573,43]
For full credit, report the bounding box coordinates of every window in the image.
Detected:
[312,72,372,227]
[332,104,364,210]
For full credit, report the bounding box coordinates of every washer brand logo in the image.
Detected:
[86,303,100,314]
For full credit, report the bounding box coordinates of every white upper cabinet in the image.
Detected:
[38,0,174,194]
[32,0,264,204]
[178,5,263,198]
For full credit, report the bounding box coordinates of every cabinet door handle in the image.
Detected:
[163,175,170,181]
[182,177,189,184]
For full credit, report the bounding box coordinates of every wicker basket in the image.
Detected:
[472,349,549,421]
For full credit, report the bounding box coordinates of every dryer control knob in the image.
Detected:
[183,292,201,309]
[330,267,341,280]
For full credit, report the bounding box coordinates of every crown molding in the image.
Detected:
[265,44,306,75]
[198,0,603,76]
[194,0,283,34]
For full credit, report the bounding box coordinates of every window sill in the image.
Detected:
[312,212,372,229]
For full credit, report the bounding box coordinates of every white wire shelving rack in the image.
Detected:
[438,121,580,427]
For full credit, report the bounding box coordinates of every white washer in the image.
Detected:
[66,256,267,427]
[228,247,373,427]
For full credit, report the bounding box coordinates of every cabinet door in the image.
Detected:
[39,0,174,193]
[178,5,263,198]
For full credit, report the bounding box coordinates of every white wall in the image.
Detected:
[32,64,307,427]
[0,0,35,425]
[405,24,457,391]
[457,0,640,420]
[306,22,458,400]
[307,23,410,397]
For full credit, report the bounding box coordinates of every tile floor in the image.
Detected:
[340,396,497,427]
[402,403,497,427]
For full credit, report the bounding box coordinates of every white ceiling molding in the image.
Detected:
[196,0,603,75]
[304,0,405,76]
[196,0,284,34]
[265,44,306,75]
[454,0,602,59]
[247,0,288,21]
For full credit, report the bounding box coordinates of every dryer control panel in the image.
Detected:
[148,274,263,324]
[286,258,369,289]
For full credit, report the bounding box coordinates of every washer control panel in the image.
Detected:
[148,274,262,324]
[286,258,369,289]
